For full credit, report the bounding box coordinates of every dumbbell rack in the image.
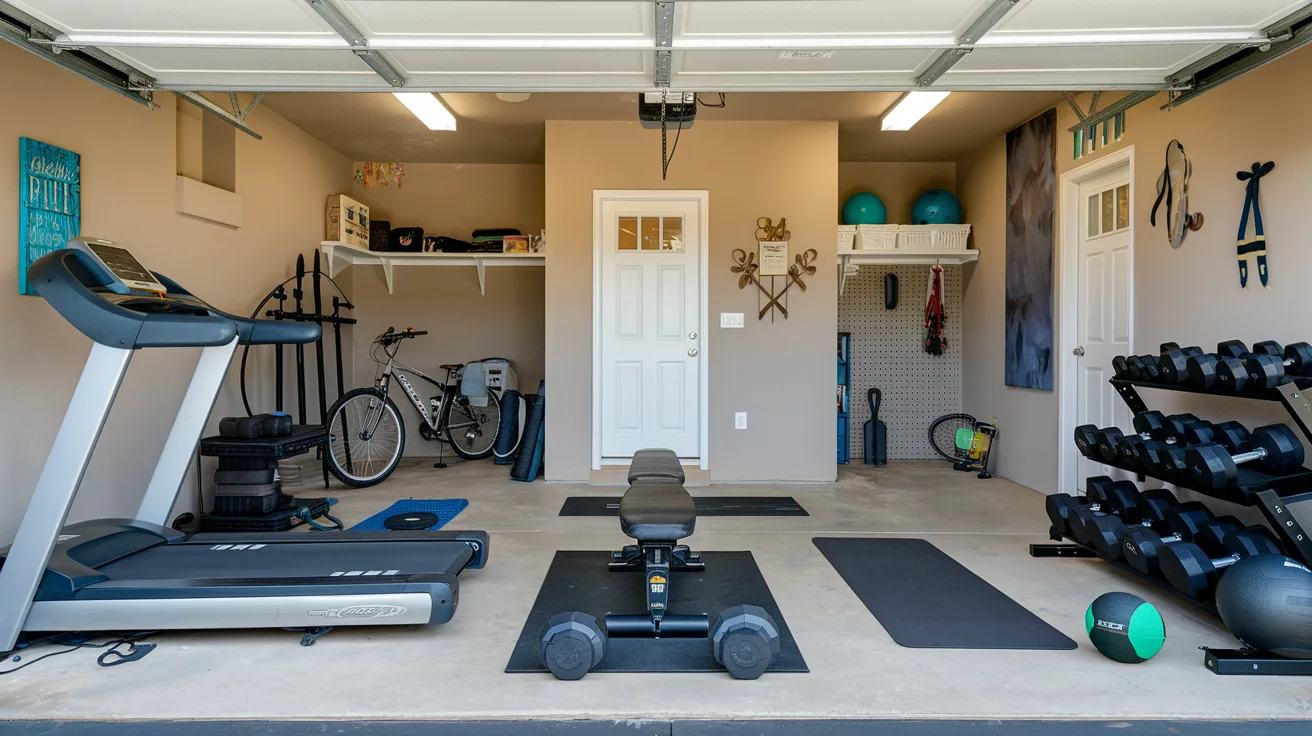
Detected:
[1032,376,1312,675]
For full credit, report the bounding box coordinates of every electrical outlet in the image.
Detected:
[735,412,747,430]
[721,312,744,329]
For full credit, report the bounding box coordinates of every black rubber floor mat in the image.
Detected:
[559,496,808,517]
[813,537,1076,650]
[506,550,808,674]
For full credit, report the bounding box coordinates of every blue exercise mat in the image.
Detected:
[348,499,469,531]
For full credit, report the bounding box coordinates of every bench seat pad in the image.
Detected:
[620,479,696,541]
[627,448,686,484]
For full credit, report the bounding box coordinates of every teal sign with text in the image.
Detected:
[19,138,80,295]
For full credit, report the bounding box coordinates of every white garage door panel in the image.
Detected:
[940,68,1173,88]
[347,0,648,37]
[110,47,373,73]
[391,49,646,75]
[955,44,1217,72]
[11,0,329,34]
[996,0,1305,32]
[676,48,932,74]
[678,0,979,36]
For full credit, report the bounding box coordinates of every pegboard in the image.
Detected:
[838,264,962,460]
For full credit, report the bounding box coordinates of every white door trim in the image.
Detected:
[592,189,710,472]
[1057,146,1135,495]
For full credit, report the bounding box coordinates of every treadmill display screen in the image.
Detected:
[84,242,165,293]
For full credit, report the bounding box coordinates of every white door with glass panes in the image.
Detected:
[1076,168,1133,482]
[599,196,702,459]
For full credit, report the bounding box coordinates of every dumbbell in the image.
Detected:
[1068,481,1164,548]
[1119,507,1237,577]
[1182,420,1251,452]
[1246,340,1312,387]
[1158,525,1284,600]
[1185,340,1250,389]
[1112,355,1131,380]
[1105,412,1202,469]
[1157,345,1205,384]
[1079,487,1179,560]
[1184,424,1305,490]
[1045,476,1125,537]
[1126,355,1163,381]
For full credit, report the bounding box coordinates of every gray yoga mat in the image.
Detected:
[813,537,1076,650]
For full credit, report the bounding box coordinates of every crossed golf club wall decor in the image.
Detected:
[732,215,818,322]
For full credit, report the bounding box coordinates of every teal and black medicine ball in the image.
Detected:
[1085,592,1165,663]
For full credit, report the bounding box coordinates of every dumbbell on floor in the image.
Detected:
[1184,424,1305,490]
[1159,525,1284,600]
[1120,508,1238,578]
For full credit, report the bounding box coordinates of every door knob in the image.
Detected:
[688,332,698,340]
[688,348,699,357]
[1073,346,1085,356]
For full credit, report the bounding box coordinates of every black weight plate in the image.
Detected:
[383,511,440,530]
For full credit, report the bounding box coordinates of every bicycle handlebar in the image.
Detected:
[379,327,428,343]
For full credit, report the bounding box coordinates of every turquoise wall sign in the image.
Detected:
[18,138,80,295]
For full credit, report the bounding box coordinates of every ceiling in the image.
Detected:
[7,0,1308,92]
[262,90,1061,163]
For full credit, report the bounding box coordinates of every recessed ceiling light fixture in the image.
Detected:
[394,92,457,131]
[881,91,950,131]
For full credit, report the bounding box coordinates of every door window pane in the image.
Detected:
[662,217,684,251]
[618,216,637,250]
[1101,189,1115,234]
[1116,184,1129,230]
[641,217,660,250]
[1087,194,1099,237]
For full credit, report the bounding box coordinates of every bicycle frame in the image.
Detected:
[354,338,490,445]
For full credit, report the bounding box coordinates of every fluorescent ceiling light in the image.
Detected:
[881,91,950,131]
[674,35,955,50]
[394,92,457,131]
[62,33,347,48]
[372,36,651,50]
[974,31,1264,47]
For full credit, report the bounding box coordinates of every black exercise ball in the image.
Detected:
[1085,592,1165,663]
[1216,555,1312,660]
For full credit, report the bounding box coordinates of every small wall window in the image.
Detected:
[617,215,685,251]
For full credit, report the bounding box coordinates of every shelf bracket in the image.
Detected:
[475,257,487,296]
[380,260,394,295]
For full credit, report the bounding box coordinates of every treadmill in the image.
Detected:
[0,239,488,652]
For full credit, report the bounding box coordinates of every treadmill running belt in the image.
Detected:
[98,540,473,579]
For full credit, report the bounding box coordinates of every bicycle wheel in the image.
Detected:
[928,413,976,463]
[325,387,406,488]
[441,390,502,460]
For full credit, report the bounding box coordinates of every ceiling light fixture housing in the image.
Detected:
[394,92,457,131]
[881,91,951,131]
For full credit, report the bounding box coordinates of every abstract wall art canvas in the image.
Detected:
[1004,109,1055,390]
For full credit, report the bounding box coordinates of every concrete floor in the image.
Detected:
[3,459,1312,722]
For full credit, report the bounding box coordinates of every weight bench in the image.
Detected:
[538,448,780,680]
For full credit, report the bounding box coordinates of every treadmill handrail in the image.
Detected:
[154,273,320,346]
[29,250,237,349]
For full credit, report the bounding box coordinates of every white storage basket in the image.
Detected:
[856,224,899,250]
[929,224,972,250]
[836,225,857,251]
[896,225,933,250]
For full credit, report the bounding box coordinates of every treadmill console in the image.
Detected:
[68,237,167,295]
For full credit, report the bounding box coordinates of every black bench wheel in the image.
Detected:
[708,604,781,680]
[539,611,606,680]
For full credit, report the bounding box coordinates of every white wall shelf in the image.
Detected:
[321,241,545,295]
[837,249,979,296]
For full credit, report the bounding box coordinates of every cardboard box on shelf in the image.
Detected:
[326,195,370,249]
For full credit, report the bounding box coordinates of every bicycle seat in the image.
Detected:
[440,363,465,371]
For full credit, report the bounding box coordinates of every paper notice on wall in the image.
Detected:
[758,240,789,276]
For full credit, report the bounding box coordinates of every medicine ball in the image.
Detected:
[911,189,962,225]
[1216,555,1312,660]
[1086,592,1165,663]
[842,192,887,225]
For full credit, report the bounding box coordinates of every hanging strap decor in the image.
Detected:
[1235,161,1275,288]
[1150,140,1203,249]
[923,264,946,355]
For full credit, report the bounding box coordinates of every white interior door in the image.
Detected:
[1075,167,1133,482]
[598,196,703,459]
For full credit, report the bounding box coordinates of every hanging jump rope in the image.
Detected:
[924,265,946,356]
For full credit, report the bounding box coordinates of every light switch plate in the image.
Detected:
[721,312,744,328]
[735,412,747,430]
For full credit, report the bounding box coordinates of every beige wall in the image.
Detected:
[545,120,838,482]
[347,164,545,455]
[0,43,349,541]
[957,47,1312,494]
[838,162,955,225]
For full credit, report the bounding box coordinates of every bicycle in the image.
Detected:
[324,327,503,488]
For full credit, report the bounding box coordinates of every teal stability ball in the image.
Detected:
[1086,592,1165,664]
[911,189,963,225]
[842,192,887,225]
